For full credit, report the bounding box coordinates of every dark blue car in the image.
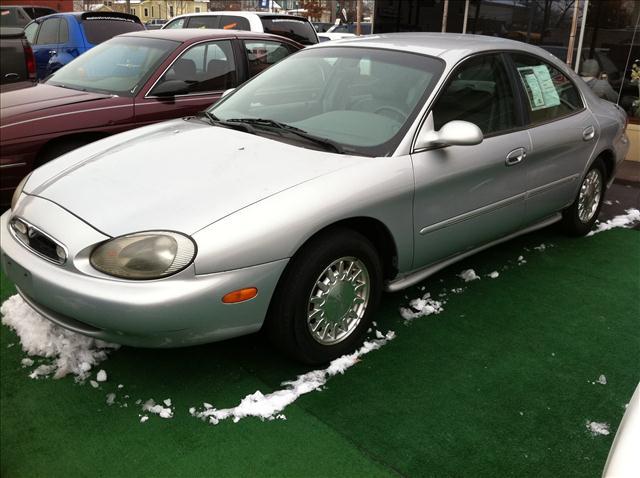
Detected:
[23,11,144,80]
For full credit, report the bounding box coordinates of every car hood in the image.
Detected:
[26,118,364,236]
[0,83,112,123]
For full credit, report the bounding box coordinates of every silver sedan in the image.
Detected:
[1,33,629,363]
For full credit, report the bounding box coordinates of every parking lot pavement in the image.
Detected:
[602,182,640,228]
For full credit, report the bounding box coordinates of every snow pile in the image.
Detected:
[487,271,500,279]
[596,374,607,385]
[0,295,120,380]
[96,370,107,382]
[191,331,396,425]
[586,421,610,436]
[534,243,547,251]
[141,398,174,419]
[458,269,480,282]
[517,255,527,265]
[588,208,640,236]
[399,294,444,321]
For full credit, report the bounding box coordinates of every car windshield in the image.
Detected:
[209,46,444,157]
[45,36,179,96]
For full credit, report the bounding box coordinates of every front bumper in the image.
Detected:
[0,201,288,347]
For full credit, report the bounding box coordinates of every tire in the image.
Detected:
[266,228,383,364]
[561,158,606,236]
[35,138,91,168]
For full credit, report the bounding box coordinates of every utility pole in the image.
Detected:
[356,0,361,35]
[462,0,469,34]
[441,0,449,33]
[575,0,589,73]
[566,0,580,68]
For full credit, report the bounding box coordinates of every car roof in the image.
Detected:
[121,28,301,44]
[171,11,309,21]
[312,32,563,63]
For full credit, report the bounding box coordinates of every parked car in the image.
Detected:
[318,32,356,42]
[0,29,302,205]
[1,34,628,364]
[327,21,372,35]
[163,11,319,45]
[0,27,36,85]
[602,383,640,477]
[0,4,56,28]
[22,11,144,79]
[145,18,166,30]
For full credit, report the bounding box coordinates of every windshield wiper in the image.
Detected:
[225,118,345,154]
[194,111,255,133]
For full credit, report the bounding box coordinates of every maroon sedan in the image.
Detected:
[0,29,302,205]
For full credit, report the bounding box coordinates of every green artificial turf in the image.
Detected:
[1,227,639,477]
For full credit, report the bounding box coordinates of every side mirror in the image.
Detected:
[416,119,483,150]
[150,79,190,97]
[221,88,235,98]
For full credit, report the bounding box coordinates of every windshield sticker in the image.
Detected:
[517,65,560,111]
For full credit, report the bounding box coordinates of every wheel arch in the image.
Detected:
[594,148,616,183]
[35,132,110,166]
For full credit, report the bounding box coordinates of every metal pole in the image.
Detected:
[574,0,589,73]
[356,0,362,36]
[566,0,580,68]
[462,0,470,34]
[441,0,449,33]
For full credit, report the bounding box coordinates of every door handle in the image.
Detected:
[505,147,526,166]
[48,50,57,56]
[583,125,595,141]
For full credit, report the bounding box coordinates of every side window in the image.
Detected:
[36,18,60,45]
[24,22,38,44]
[432,54,517,135]
[164,18,185,29]
[219,16,251,31]
[186,16,218,29]
[58,17,69,43]
[244,40,293,77]
[156,40,236,94]
[512,53,583,124]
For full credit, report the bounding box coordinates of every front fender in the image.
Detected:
[192,155,415,275]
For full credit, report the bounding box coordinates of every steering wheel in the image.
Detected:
[374,105,408,123]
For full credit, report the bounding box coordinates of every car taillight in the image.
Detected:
[22,39,36,81]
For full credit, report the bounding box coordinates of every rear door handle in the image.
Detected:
[48,50,57,56]
[583,125,595,141]
[505,147,526,166]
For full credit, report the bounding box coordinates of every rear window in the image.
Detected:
[260,17,318,45]
[81,16,144,45]
[219,15,250,31]
[186,15,218,29]
[0,7,31,28]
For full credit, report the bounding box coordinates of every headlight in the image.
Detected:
[11,173,32,211]
[90,231,196,280]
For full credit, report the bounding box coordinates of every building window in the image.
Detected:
[195,7,201,13]
[130,8,135,15]
[169,5,174,17]
[144,8,148,17]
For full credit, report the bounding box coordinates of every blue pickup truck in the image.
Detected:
[23,11,144,80]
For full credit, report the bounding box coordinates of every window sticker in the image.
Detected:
[517,65,560,111]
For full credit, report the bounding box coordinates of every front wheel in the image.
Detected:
[266,228,382,364]
[561,158,606,236]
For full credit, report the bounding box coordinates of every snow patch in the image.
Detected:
[142,399,173,419]
[192,331,396,425]
[0,295,119,380]
[106,393,116,406]
[399,294,444,321]
[588,208,640,236]
[586,421,610,436]
[96,370,107,382]
[20,358,34,367]
[458,269,480,282]
[487,271,499,279]
[596,374,607,385]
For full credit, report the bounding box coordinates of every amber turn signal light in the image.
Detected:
[222,287,258,303]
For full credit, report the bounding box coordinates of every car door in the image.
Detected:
[134,39,239,125]
[31,17,61,79]
[508,53,597,223]
[411,53,530,268]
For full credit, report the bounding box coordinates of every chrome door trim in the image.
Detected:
[0,162,27,169]
[387,213,561,292]
[419,191,526,235]
[525,174,580,199]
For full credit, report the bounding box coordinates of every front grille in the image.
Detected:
[10,217,67,265]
